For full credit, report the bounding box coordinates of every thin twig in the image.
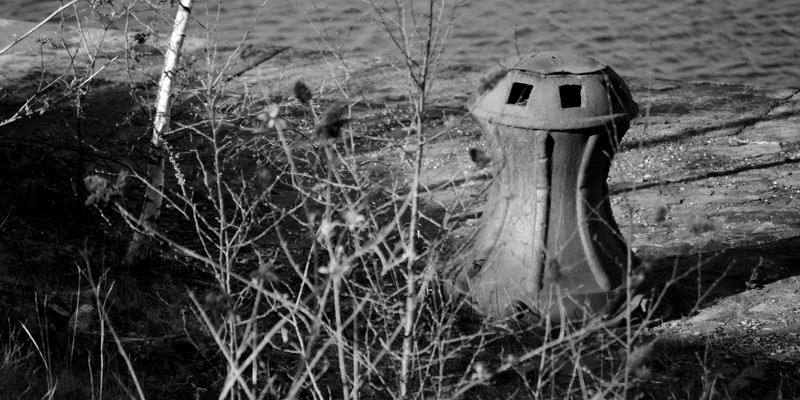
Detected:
[0,0,81,57]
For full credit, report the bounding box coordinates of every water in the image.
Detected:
[6,0,800,89]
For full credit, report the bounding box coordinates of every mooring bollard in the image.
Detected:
[456,51,640,321]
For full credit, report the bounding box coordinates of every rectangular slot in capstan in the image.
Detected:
[507,82,533,105]
[559,84,582,108]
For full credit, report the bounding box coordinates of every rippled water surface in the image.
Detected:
[6,0,800,88]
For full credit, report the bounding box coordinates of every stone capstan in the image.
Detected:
[454,51,640,321]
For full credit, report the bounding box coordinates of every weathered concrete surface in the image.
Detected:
[2,17,800,360]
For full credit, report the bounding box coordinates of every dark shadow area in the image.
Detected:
[620,108,797,152]
[0,75,150,259]
[465,334,800,400]
[637,337,800,400]
[610,155,800,195]
[424,172,491,193]
[223,45,290,79]
[646,235,800,317]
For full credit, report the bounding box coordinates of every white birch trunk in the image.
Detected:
[124,0,194,266]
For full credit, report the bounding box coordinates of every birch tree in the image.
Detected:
[124,0,194,265]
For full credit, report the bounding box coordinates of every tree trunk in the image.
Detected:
[124,0,194,266]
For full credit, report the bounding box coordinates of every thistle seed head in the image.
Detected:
[315,102,348,139]
[293,80,313,105]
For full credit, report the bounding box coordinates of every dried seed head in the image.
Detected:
[250,262,279,282]
[84,175,110,206]
[470,362,490,381]
[443,115,459,129]
[315,102,348,139]
[654,205,668,223]
[204,291,231,323]
[84,171,128,206]
[131,31,149,44]
[293,80,313,105]
[35,34,56,48]
[256,167,275,185]
[689,216,715,235]
[469,148,492,169]
[256,103,279,122]
[626,341,655,373]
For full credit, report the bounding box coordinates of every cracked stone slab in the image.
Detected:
[739,89,800,144]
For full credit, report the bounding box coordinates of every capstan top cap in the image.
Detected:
[469,51,638,130]
[500,51,608,75]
